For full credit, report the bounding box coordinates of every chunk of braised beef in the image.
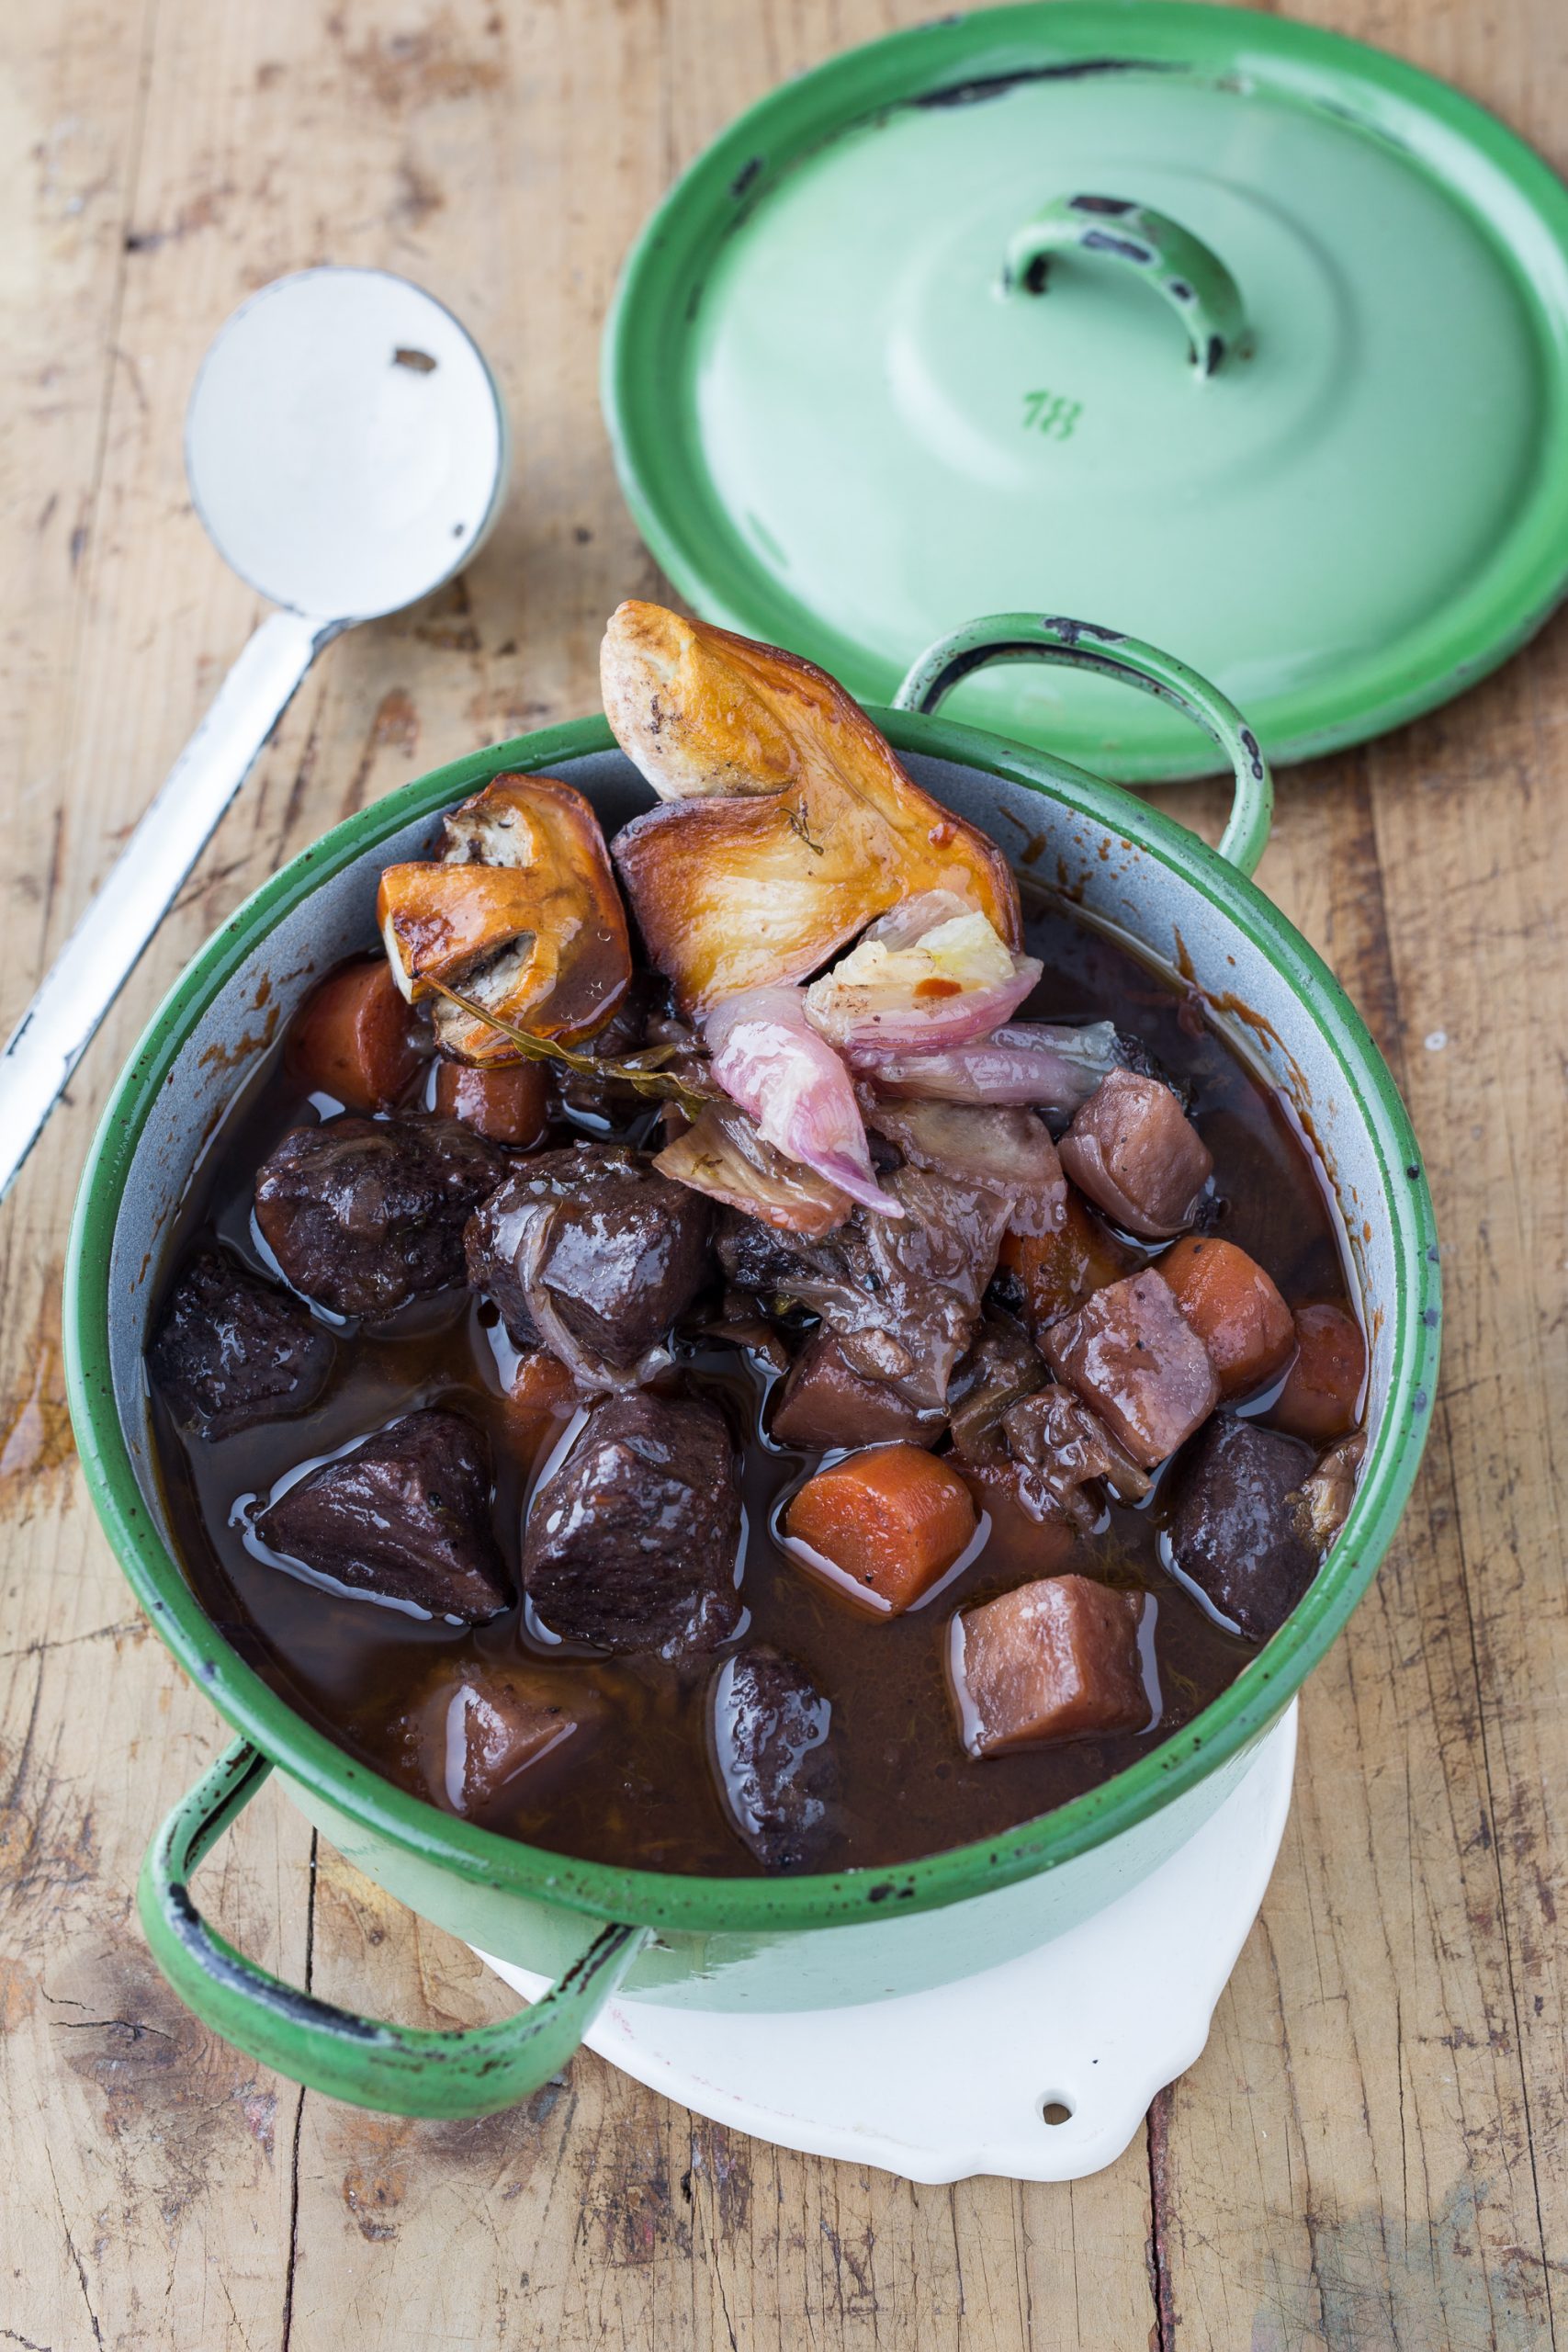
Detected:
[770,1330,945,1451]
[523,1392,742,1657]
[254,1114,510,1320]
[953,1457,1080,1580]
[1000,1388,1152,1529]
[945,1307,1048,1463]
[464,1144,712,1387]
[1163,1414,1317,1642]
[747,1169,1009,1413]
[715,1207,848,1301]
[149,1246,334,1438]
[952,1575,1150,1755]
[697,1286,795,1374]
[1042,1268,1219,1468]
[402,1661,606,1817]
[1058,1068,1213,1241]
[256,1408,508,1623]
[710,1646,838,1871]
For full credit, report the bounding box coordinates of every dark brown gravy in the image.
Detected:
[149,898,1356,1876]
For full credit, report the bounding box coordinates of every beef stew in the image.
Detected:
[145,605,1366,1878]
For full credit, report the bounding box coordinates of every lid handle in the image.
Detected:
[1004,197,1248,379]
[893,613,1272,875]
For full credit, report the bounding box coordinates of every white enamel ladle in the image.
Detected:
[0,266,509,1199]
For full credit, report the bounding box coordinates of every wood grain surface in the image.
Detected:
[1,2,1562,2346]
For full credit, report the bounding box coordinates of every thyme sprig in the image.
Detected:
[424,976,712,1120]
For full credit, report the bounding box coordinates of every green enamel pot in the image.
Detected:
[64,621,1438,2119]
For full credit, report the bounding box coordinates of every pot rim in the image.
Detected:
[64,708,1439,1935]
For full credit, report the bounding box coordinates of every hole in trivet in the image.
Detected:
[1041,2098,1074,2126]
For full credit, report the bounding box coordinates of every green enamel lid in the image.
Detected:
[604,3,1568,780]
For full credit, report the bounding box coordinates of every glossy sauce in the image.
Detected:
[150,899,1357,1875]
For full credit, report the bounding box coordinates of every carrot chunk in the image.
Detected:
[951,1574,1149,1755]
[1158,1235,1294,1399]
[434,1057,550,1147]
[784,1444,977,1615]
[502,1348,580,1475]
[286,957,426,1111]
[1000,1188,1137,1340]
[1270,1303,1365,1441]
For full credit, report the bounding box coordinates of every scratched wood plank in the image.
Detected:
[2,0,1564,2347]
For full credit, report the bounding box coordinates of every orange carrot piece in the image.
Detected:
[286,957,426,1111]
[1001,1188,1136,1340]
[1159,1235,1294,1398]
[434,1057,551,1147]
[784,1443,977,1615]
[1270,1303,1365,1441]
[502,1349,580,1474]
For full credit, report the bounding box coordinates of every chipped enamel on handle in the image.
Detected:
[1005,196,1249,379]
[893,614,1272,876]
[141,1741,651,2119]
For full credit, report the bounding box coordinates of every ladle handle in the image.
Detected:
[0,605,338,1202]
[893,613,1272,875]
[1005,196,1248,378]
[141,1740,651,2119]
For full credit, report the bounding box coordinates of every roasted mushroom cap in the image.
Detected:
[378,774,632,1061]
[602,603,1022,1015]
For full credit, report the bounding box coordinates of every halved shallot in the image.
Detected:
[860,1097,1066,1237]
[655,1099,854,1240]
[804,899,1041,1057]
[858,1020,1121,1114]
[704,986,897,1216]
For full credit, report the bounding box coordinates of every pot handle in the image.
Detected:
[140,1740,650,2119]
[1004,196,1249,378]
[892,614,1272,876]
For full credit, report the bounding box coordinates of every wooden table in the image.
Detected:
[2,2,1562,2344]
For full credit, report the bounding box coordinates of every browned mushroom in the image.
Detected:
[378,774,632,1062]
[602,602,1021,1014]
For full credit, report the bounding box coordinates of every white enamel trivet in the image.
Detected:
[478,1700,1295,2183]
